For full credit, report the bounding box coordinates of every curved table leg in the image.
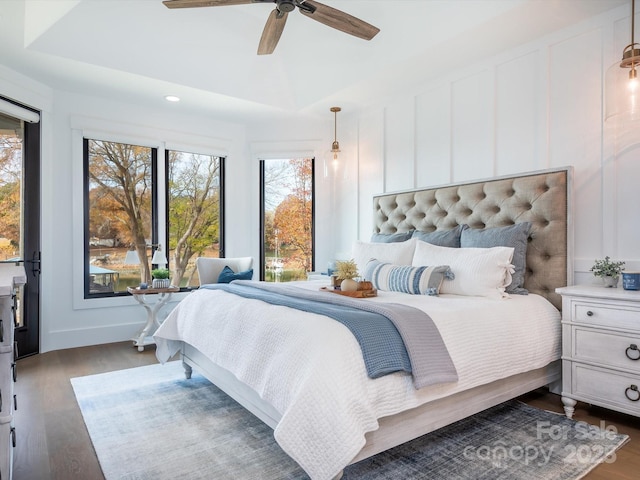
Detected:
[130,292,174,351]
[562,396,577,419]
[183,361,193,379]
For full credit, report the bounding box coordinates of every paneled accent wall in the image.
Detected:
[346,5,639,284]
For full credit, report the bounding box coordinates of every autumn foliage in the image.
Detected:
[268,158,313,275]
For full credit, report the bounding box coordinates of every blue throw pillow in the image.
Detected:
[460,222,531,294]
[412,224,468,248]
[370,231,414,243]
[217,266,253,284]
[364,259,454,296]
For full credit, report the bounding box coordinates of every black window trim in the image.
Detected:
[259,157,315,282]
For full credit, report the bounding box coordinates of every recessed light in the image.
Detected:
[165,95,180,102]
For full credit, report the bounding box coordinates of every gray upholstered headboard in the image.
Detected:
[373,168,572,310]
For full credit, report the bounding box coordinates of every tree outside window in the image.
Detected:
[86,139,154,294]
[0,118,22,261]
[167,150,223,288]
[84,139,224,297]
[261,158,314,282]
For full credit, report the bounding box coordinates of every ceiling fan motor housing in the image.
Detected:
[277,0,296,13]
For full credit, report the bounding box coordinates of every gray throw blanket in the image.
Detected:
[202,280,458,389]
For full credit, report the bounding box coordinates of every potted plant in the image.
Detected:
[590,256,625,288]
[335,259,359,292]
[151,268,171,289]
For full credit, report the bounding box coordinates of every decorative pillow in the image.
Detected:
[460,222,531,295]
[412,240,514,299]
[364,259,454,296]
[352,238,417,279]
[370,231,414,243]
[217,266,253,283]
[412,224,468,248]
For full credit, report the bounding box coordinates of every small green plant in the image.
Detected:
[151,268,170,279]
[590,256,625,278]
[335,259,359,280]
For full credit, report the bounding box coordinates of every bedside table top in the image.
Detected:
[556,284,640,302]
[127,286,180,295]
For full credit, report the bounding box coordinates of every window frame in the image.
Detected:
[80,135,226,301]
[259,157,315,282]
[163,149,226,288]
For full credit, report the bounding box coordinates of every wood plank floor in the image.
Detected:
[12,342,640,479]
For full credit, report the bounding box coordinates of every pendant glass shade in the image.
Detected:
[151,245,168,267]
[605,52,640,122]
[605,0,640,123]
[124,248,140,264]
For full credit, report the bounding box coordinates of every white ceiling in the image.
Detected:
[0,0,627,122]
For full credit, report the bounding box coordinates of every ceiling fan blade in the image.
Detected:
[299,0,379,41]
[258,9,288,55]
[163,0,255,9]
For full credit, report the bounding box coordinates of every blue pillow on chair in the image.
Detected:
[217,266,254,283]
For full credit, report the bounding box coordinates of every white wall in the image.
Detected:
[339,4,640,286]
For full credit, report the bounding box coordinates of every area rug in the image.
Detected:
[71,362,629,480]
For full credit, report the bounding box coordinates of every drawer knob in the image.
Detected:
[625,384,640,402]
[586,310,594,317]
[626,344,640,361]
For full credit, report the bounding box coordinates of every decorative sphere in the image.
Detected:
[341,278,358,292]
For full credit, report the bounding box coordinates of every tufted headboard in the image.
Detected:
[373,168,573,310]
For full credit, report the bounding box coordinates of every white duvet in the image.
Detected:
[154,281,561,480]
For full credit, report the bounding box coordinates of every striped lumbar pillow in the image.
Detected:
[364,259,454,295]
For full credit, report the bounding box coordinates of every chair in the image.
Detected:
[195,257,254,285]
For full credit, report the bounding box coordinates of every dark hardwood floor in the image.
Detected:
[12,342,640,479]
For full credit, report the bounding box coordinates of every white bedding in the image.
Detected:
[154,280,561,480]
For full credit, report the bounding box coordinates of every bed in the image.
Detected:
[154,167,572,480]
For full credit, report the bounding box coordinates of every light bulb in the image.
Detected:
[629,68,639,92]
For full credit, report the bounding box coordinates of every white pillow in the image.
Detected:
[412,240,515,299]
[352,238,416,279]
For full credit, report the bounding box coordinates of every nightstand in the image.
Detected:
[127,286,179,351]
[557,285,640,419]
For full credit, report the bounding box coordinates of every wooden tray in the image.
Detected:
[320,287,377,298]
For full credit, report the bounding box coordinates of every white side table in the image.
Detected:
[557,285,640,419]
[128,286,179,351]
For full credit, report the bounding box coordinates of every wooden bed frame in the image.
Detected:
[181,167,573,478]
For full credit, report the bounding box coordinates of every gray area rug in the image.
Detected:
[71,362,629,480]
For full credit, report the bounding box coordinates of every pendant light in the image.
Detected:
[330,107,341,171]
[605,0,640,122]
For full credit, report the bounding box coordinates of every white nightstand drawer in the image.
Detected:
[574,301,640,330]
[573,363,640,415]
[574,327,640,373]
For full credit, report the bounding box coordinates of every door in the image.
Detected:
[0,99,41,357]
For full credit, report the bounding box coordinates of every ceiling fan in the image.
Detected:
[163,0,380,55]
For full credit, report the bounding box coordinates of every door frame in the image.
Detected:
[1,98,41,358]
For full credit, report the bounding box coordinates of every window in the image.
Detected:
[260,158,314,282]
[83,138,224,298]
[167,149,224,288]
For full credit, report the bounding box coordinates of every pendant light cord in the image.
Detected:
[633,0,636,45]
